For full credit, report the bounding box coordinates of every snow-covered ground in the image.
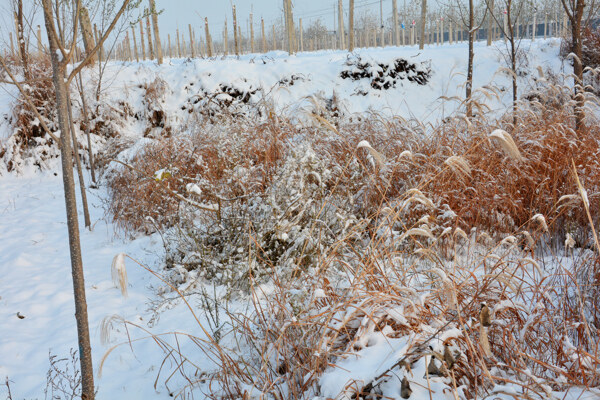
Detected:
[0,173,202,398]
[0,39,588,399]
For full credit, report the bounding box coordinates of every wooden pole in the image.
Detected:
[79,7,97,63]
[132,26,139,62]
[125,31,132,61]
[146,15,154,60]
[9,33,14,57]
[285,0,295,54]
[168,34,172,58]
[140,20,146,60]
[338,0,345,49]
[149,0,163,64]
[299,18,303,52]
[189,24,195,58]
[224,20,228,55]
[205,18,213,57]
[349,0,355,51]
[261,18,267,52]
[419,0,427,49]
[176,28,181,57]
[233,5,240,56]
[37,25,43,55]
[197,30,204,58]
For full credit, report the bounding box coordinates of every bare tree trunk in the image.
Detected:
[250,13,255,53]
[487,0,494,45]
[66,94,91,229]
[420,0,427,49]
[146,15,154,60]
[466,0,474,118]
[131,26,139,62]
[79,6,97,63]
[233,5,240,56]
[349,0,355,51]
[139,19,146,60]
[188,24,195,58]
[16,0,30,81]
[205,18,213,57]
[393,0,399,46]
[224,21,228,55]
[299,18,303,51]
[338,0,345,49]
[261,18,266,52]
[176,28,181,57]
[561,0,586,131]
[149,0,163,64]
[284,0,295,54]
[41,0,95,397]
[77,72,96,184]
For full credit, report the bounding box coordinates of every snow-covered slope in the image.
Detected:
[94,39,565,127]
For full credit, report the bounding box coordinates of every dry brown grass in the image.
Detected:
[106,115,294,232]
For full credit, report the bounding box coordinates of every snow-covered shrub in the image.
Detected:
[0,55,60,173]
[340,55,432,91]
[157,209,600,399]
[106,116,294,234]
[140,77,172,137]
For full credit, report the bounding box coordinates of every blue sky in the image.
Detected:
[154,0,406,34]
[0,0,417,47]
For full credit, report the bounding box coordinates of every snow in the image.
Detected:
[0,173,214,398]
[88,39,565,132]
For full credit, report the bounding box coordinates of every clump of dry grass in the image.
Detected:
[411,104,600,244]
[106,115,294,233]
